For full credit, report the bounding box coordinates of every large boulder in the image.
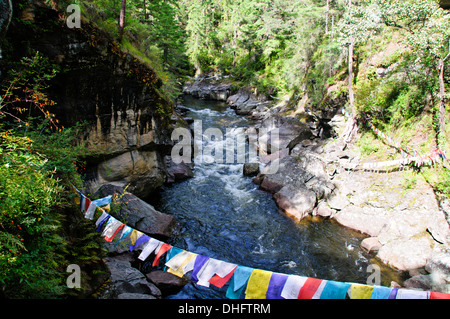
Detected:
[259,156,314,194]
[257,116,313,153]
[243,163,260,177]
[164,155,194,184]
[95,184,177,239]
[227,89,269,116]
[104,254,162,299]
[182,77,231,101]
[273,185,317,222]
[376,235,434,271]
[146,270,188,296]
[333,206,389,237]
[96,150,166,199]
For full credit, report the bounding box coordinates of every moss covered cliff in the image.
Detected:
[2,0,176,198]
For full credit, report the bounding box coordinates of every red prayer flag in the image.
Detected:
[298,277,322,299]
[105,223,124,242]
[430,292,450,299]
[152,243,172,267]
[209,266,237,288]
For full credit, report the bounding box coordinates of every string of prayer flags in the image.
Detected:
[340,108,450,169]
[85,195,112,219]
[95,212,110,232]
[370,285,393,299]
[164,247,184,273]
[226,266,254,299]
[129,233,151,252]
[280,275,308,299]
[138,238,163,262]
[80,195,91,214]
[195,258,237,288]
[350,283,374,299]
[166,251,197,278]
[298,277,324,299]
[430,292,450,299]
[101,217,123,242]
[152,243,172,267]
[190,254,209,282]
[245,269,273,299]
[395,289,429,299]
[115,225,133,247]
[266,273,289,299]
[73,187,450,300]
[388,288,399,299]
[209,265,237,288]
[320,281,351,299]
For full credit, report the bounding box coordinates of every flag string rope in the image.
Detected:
[340,108,450,170]
[72,186,450,299]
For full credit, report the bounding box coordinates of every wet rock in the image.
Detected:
[258,115,313,152]
[314,201,335,218]
[117,293,157,299]
[165,156,194,184]
[146,270,188,296]
[360,237,382,253]
[305,177,335,200]
[243,163,260,177]
[259,148,289,164]
[273,184,317,222]
[227,89,250,108]
[377,235,434,271]
[95,184,177,239]
[183,78,231,101]
[403,274,433,291]
[333,206,389,237]
[96,150,166,199]
[259,156,313,194]
[227,89,271,116]
[377,210,430,245]
[105,254,162,299]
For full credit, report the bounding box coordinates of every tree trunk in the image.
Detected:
[118,0,126,43]
[438,57,446,148]
[143,0,148,20]
[325,0,329,34]
[348,40,355,110]
[344,38,358,144]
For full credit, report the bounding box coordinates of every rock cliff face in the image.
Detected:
[0,0,12,47]
[6,1,174,198]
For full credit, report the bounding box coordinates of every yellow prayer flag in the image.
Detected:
[130,229,138,245]
[245,269,272,299]
[167,253,197,278]
[167,267,184,277]
[350,284,373,299]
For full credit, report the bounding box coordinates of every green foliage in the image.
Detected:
[180,0,334,96]
[0,132,67,297]
[355,57,437,127]
[0,53,104,298]
[357,131,380,156]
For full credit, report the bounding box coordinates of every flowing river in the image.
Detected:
[150,95,404,299]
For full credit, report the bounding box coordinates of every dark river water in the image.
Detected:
[150,95,404,299]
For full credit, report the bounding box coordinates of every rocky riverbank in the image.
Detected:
[180,76,450,293]
[95,76,449,299]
